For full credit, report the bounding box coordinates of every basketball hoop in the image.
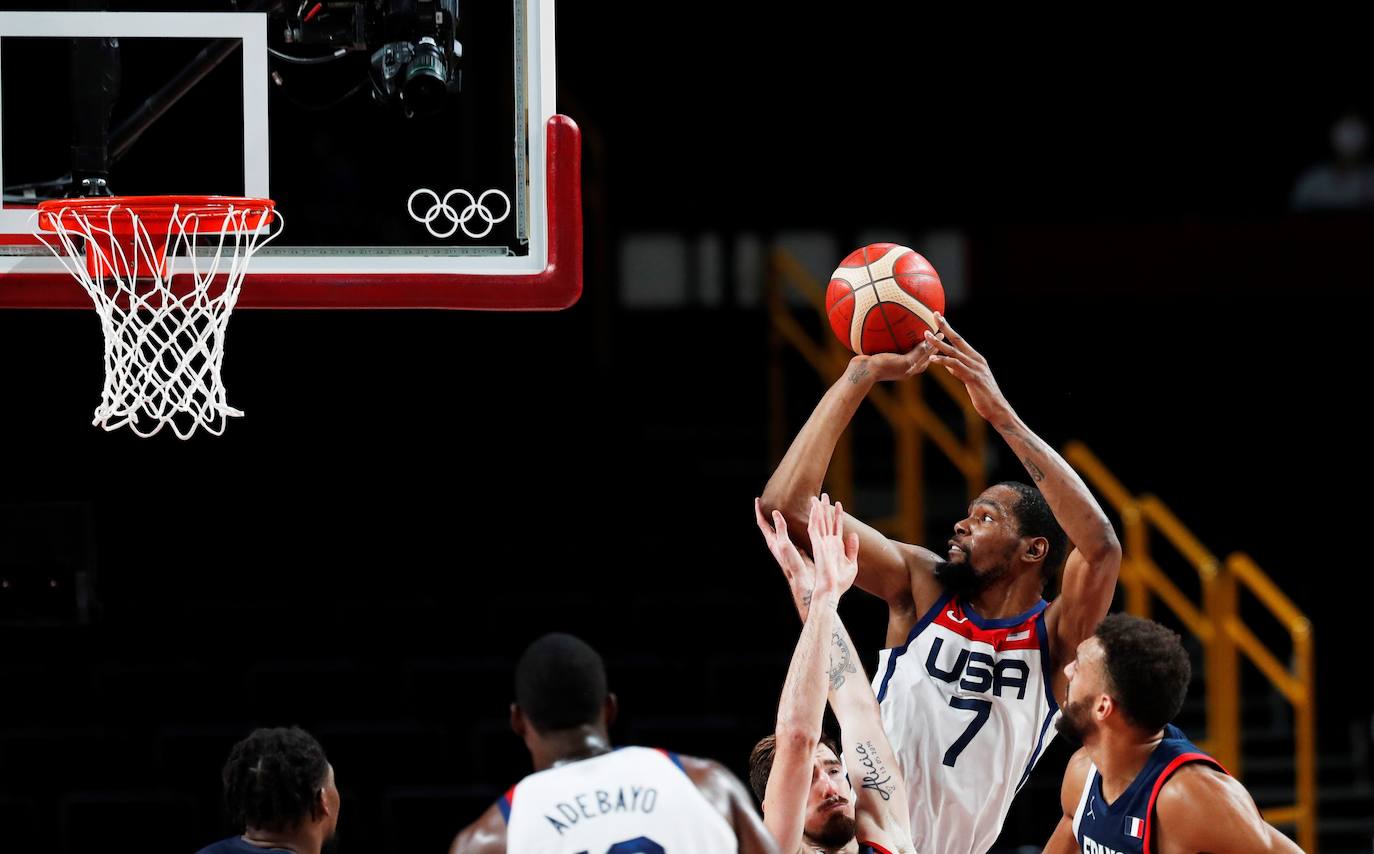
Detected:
[32,195,280,438]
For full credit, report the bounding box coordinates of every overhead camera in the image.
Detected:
[280,0,462,117]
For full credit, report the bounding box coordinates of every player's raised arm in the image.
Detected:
[925,312,1121,684]
[810,497,916,853]
[759,342,943,610]
[755,497,817,621]
[760,497,843,853]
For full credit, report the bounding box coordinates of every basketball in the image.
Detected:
[825,243,945,355]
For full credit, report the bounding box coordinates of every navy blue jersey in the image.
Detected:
[1071,724,1228,854]
[194,837,292,854]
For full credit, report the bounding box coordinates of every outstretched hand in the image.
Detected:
[861,336,942,382]
[925,312,1012,423]
[806,494,858,601]
[755,497,816,619]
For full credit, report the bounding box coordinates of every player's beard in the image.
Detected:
[1055,696,1094,745]
[933,553,1008,598]
[809,808,857,849]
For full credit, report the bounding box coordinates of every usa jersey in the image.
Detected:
[500,746,736,853]
[872,592,1059,854]
[1071,724,1227,854]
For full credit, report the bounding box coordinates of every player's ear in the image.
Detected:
[1096,693,1114,722]
[510,703,528,739]
[1024,536,1048,564]
[603,693,619,729]
[311,766,333,821]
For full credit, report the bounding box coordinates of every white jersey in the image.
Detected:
[500,746,737,853]
[872,593,1059,854]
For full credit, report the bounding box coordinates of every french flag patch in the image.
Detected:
[1125,816,1144,838]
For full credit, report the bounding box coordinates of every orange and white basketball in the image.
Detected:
[824,243,944,355]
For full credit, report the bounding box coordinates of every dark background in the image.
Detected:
[1,3,1372,852]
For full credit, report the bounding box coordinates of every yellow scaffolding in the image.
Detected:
[1064,444,1315,850]
[765,249,1316,852]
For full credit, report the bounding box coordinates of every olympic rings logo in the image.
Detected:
[407,188,511,239]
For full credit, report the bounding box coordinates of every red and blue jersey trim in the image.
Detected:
[876,592,951,703]
[655,747,686,774]
[1014,612,1060,793]
[1141,752,1229,853]
[877,593,1050,703]
[496,783,516,823]
[935,597,1047,651]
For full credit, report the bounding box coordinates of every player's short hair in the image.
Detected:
[514,632,609,732]
[221,726,330,833]
[995,481,1070,581]
[1096,613,1192,732]
[747,733,842,804]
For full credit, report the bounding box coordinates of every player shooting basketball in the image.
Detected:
[750,495,915,854]
[759,313,1121,854]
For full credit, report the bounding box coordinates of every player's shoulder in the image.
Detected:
[1059,747,1093,810]
[895,540,945,615]
[1064,747,1093,782]
[1154,760,1245,812]
[449,800,506,854]
[1150,760,1289,852]
[671,752,735,787]
[670,752,753,805]
[659,754,738,822]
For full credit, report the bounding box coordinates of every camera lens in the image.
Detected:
[402,38,448,116]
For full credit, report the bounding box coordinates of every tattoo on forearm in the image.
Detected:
[847,362,870,385]
[998,422,1047,482]
[829,630,857,690]
[854,740,895,801]
[802,591,813,608]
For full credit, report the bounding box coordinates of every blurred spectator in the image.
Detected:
[1290,111,1374,212]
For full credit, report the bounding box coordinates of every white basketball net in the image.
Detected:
[33,201,280,439]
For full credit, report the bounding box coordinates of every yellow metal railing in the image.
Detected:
[1065,450,1315,851]
[766,249,986,545]
[764,247,1316,852]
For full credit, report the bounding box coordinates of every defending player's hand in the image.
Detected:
[755,496,816,620]
[807,494,859,601]
[863,336,941,382]
[926,311,1012,423]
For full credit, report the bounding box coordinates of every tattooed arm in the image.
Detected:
[827,614,915,852]
[925,312,1121,703]
[799,499,916,853]
[761,497,846,854]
